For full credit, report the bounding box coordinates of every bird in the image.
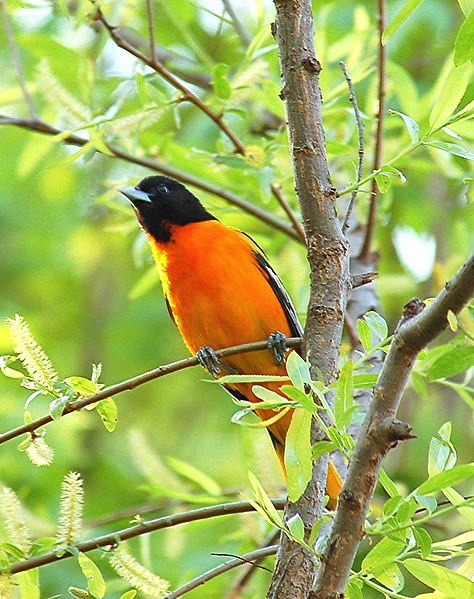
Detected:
[120,175,341,508]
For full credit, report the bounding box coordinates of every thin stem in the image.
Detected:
[221,0,250,46]
[0,115,299,240]
[0,337,302,446]
[0,0,37,118]
[359,0,386,260]
[224,530,280,599]
[340,62,365,233]
[145,0,156,60]
[167,545,278,599]
[270,183,306,243]
[8,500,285,575]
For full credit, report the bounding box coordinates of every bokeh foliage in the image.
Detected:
[0,0,473,597]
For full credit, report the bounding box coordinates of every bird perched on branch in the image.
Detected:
[121,175,341,508]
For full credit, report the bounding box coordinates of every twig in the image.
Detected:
[211,552,272,573]
[344,315,360,350]
[0,337,302,446]
[0,0,37,118]
[145,0,156,60]
[221,0,251,47]
[359,0,386,260]
[311,251,474,598]
[8,499,285,575]
[224,530,280,599]
[167,545,278,599]
[340,62,364,233]
[351,271,378,289]
[0,115,299,240]
[270,1,350,596]
[270,183,306,243]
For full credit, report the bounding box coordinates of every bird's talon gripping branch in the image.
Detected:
[197,346,222,378]
[267,331,287,365]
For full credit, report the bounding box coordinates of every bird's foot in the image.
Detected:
[196,346,240,378]
[197,346,222,378]
[267,331,287,365]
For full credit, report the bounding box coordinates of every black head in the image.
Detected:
[120,176,216,242]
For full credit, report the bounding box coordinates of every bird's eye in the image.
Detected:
[157,184,169,194]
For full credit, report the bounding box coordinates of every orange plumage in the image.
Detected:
[121,176,341,508]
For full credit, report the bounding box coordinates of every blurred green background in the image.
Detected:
[0,0,473,596]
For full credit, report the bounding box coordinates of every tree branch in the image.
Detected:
[0,338,302,446]
[269,1,350,596]
[168,546,278,599]
[8,499,285,575]
[359,0,386,261]
[0,115,299,240]
[312,251,474,597]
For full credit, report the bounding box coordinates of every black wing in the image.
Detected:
[240,232,303,338]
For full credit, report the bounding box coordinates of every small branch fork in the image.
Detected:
[168,545,278,599]
[93,3,304,241]
[7,499,285,576]
[311,252,474,598]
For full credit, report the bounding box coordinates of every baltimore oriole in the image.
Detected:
[121,176,341,508]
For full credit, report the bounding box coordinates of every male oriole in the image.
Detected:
[121,175,341,508]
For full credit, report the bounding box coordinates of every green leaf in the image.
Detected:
[312,441,337,460]
[280,385,316,413]
[402,558,474,597]
[428,422,457,476]
[375,171,391,193]
[424,140,474,160]
[248,472,284,528]
[417,463,474,495]
[429,62,472,130]
[284,408,312,502]
[351,373,378,388]
[285,351,311,391]
[447,309,458,332]
[49,395,71,420]
[383,0,426,42]
[96,398,118,432]
[120,592,137,599]
[167,457,221,496]
[363,311,389,341]
[411,370,428,400]
[357,319,372,352]
[212,63,231,99]
[335,360,353,428]
[379,468,399,498]
[286,513,305,541]
[64,376,102,397]
[17,569,40,599]
[454,10,474,65]
[0,355,25,379]
[78,553,106,599]
[361,537,405,574]
[427,346,474,380]
[388,109,420,143]
[375,562,404,592]
[413,527,432,559]
[346,580,363,599]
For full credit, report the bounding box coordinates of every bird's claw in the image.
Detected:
[267,331,287,365]
[197,346,222,378]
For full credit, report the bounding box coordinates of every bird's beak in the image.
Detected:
[119,187,152,205]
